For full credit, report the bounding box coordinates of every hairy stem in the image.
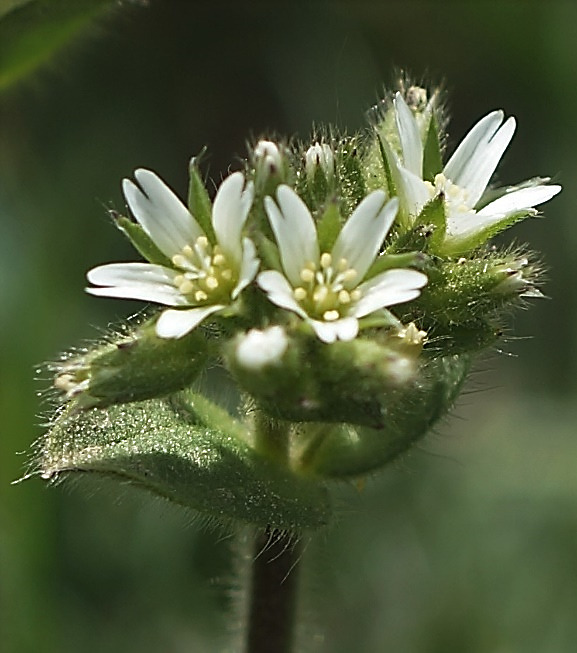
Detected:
[245,527,302,653]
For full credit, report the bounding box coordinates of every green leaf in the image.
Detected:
[316,201,341,252]
[115,215,173,267]
[364,251,427,281]
[0,0,116,90]
[39,394,331,531]
[187,150,215,242]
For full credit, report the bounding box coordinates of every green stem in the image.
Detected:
[244,413,301,653]
[245,528,302,653]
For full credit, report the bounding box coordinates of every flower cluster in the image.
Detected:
[41,82,562,525]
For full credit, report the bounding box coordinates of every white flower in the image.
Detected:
[257,186,428,343]
[235,326,289,370]
[87,170,258,338]
[386,92,561,253]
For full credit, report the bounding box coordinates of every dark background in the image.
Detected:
[1,2,576,651]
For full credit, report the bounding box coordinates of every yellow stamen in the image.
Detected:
[338,290,351,304]
[300,268,315,283]
[180,279,194,294]
[294,287,307,301]
[323,310,340,321]
[320,252,332,269]
[205,276,219,290]
[194,290,208,302]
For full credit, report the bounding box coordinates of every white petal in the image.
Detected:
[394,92,423,176]
[265,186,320,286]
[124,169,203,259]
[232,237,260,299]
[87,262,177,286]
[477,184,561,220]
[353,269,427,318]
[309,320,339,343]
[257,270,308,319]
[444,112,516,206]
[212,172,253,265]
[86,263,186,306]
[332,194,397,282]
[155,305,223,338]
[400,168,431,217]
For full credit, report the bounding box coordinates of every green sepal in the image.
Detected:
[439,210,536,257]
[364,251,427,281]
[298,354,471,478]
[115,215,173,267]
[415,193,446,252]
[39,394,331,530]
[56,321,210,409]
[187,150,215,242]
[229,334,422,430]
[376,133,396,196]
[337,138,366,214]
[422,114,443,182]
[254,231,283,273]
[316,201,342,252]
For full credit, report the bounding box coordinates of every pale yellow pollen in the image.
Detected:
[343,269,358,283]
[350,289,362,302]
[300,268,315,283]
[196,236,209,249]
[179,279,194,294]
[320,252,332,269]
[205,276,219,290]
[194,290,208,302]
[172,254,188,268]
[304,261,316,271]
[323,310,340,321]
[294,287,307,301]
[337,258,349,272]
[213,253,226,266]
[182,244,194,257]
[173,274,184,286]
[338,290,351,304]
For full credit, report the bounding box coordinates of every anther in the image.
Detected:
[320,252,332,269]
[300,268,315,283]
[323,310,340,321]
[338,290,351,304]
[194,290,208,302]
[294,287,307,301]
[205,276,219,290]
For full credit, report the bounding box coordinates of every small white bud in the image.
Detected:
[236,326,289,371]
[305,142,334,181]
[254,140,282,172]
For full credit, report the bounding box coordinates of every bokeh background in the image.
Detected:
[1,1,576,651]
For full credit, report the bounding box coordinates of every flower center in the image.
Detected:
[292,252,361,322]
[424,173,475,219]
[170,236,236,305]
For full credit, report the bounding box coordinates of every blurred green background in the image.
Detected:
[1,1,576,651]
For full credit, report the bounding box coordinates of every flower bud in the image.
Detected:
[53,321,209,409]
[227,329,425,429]
[305,142,335,183]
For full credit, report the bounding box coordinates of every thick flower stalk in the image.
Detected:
[378,91,561,254]
[258,186,427,342]
[87,169,258,338]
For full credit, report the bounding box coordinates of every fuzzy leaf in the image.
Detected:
[39,394,331,530]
